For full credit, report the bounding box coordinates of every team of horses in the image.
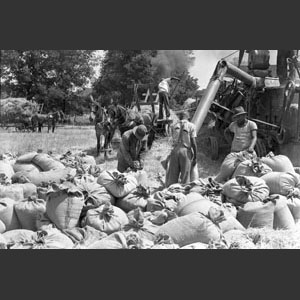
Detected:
[90,103,157,158]
[14,110,65,133]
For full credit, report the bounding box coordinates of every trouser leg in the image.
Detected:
[178,147,192,185]
[164,93,170,118]
[117,152,130,173]
[158,92,164,119]
[165,148,180,187]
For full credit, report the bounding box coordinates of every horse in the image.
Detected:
[107,104,157,150]
[90,104,114,158]
[31,110,64,133]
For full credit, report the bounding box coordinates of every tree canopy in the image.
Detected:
[92,50,199,107]
[1,50,200,114]
[1,50,96,113]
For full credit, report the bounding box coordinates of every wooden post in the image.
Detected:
[149,85,155,114]
[134,84,141,112]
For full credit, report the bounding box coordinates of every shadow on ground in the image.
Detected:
[84,146,118,164]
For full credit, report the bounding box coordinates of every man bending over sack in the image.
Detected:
[214,106,258,183]
[117,125,148,173]
[165,111,198,187]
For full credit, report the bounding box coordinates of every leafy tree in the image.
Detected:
[93,50,157,106]
[0,50,96,113]
[93,50,199,108]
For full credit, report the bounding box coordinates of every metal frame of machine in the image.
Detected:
[191,51,300,166]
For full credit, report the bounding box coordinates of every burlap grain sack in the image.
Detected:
[214,151,254,183]
[18,183,37,198]
[75,178,115,210]
[35,212,55,231]
[32,153,65,171]
[208,206,245,233]
[31,228,74,249]
[74,153,96,166]
[12,167,76,186]
[115,186,150,213]
[232,159,272,178]
[0,233,7,249]
[63,226,107,247]
[3,229,37,247]
[0,198,21,231]
[261,154,295,173]
[0,184,24,201]
[180,242,208,249]
[13,163,41,173]
[146,209,177,226]
[287,197,300,223]
[261,172,300,196]
[272,195,295,230]
[82,203,128,235]
[156,212,222,247]
[97,170,137,198]
[15,196,46,231]
[123,208,160,242]
[0,220,6,233]
[127,170,149,187]
[175,193,218,217]
[0,160,15,180]
[237,201,275,229]
[87,231,128,249]
[222,176,270,206]
[16,152,38,164]
[46,182,84,230]
[37,186,49,201]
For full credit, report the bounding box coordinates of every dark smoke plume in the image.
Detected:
[151,50,195,78]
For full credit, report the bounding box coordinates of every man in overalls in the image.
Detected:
[165,111,197,187]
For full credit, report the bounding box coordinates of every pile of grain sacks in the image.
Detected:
[0,150,300,249]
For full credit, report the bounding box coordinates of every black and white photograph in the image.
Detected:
[1,49,300,250]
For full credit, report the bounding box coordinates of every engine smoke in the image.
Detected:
[151,50,195,78]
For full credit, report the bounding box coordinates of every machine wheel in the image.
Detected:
[255,138,267,158]
[206,136,219,160]
[276,127,288,145]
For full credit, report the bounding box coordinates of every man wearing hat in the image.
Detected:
[158,77,180,120]
[165,110,198,187]
[224,106,258,153]
[117,124,148,172]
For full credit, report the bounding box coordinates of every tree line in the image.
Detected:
[1,50,200,114]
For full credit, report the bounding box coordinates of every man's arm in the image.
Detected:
[224,126,234,145]
[191,137,198,166]
[119,134,134,167]
[248,130,257,153]
[190,124,198,166]
[137,139,147,169]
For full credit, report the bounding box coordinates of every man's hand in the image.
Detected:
[132,160,140,170]
[139,160,144,170]
[247,146,254,153]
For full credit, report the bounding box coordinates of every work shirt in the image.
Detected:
[171,119,197,149]
[118,129,147,166]
[228,120,258,152]
[158,78,172,94]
